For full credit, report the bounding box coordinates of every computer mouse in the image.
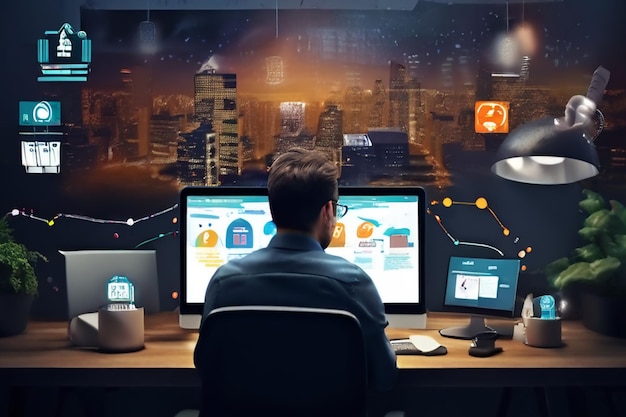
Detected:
[468,331,503,357]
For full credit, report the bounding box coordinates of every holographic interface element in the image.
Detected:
[37,23,91,82]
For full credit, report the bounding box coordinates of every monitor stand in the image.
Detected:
[179,313,202,330]
[439,315,511,340]
[386,313,427,329]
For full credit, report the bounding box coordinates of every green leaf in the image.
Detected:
[579,189,606,214]
[0,242,40,296]
[572,243,605,263]
[610,200,626,228]
[584,209,626,234]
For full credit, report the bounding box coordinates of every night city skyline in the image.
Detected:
[10,1,626,192]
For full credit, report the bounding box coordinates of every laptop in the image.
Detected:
[60,250,160,319]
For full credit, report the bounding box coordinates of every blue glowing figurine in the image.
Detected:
[539,295,556,319]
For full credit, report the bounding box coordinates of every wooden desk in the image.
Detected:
[1,312,625,389]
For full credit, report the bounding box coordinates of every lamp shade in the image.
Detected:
[491,117,600,185]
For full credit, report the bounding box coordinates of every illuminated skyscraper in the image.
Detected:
[341,133,375,185]
[275,102,313,158]
[315,104,343,164]
[388,62,409,133]
[344,85,366,134]
[279,102,306,137]
[519,55,531,83]
[178,123,217,186]
[194,69,239,178]
[368,79,387,129]
[407,77,423,145]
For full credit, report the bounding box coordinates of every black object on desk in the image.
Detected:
[468,331,503,357]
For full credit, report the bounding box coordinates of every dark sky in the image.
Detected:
[80,2,626,96]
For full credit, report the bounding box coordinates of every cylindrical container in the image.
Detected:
[525,317,562,348]
[98,307,145,352]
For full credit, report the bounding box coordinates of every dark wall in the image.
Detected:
[2,1,625,320]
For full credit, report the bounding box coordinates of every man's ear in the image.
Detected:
[321,200,334,221]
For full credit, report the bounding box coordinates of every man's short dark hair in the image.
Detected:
[268,148,338,232]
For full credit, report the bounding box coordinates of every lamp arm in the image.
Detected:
[563,95,596,128]
[561,66,610,130]
[586,66,611,105]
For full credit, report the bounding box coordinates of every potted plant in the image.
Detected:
[0,217,46,336]
[545,189,626,337]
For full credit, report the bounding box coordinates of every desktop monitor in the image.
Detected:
[179,186,426,329]
[439,256,521,339]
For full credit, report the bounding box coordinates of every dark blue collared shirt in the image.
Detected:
[197,232,397,391]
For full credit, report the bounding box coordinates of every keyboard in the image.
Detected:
[390,336,448,356]
[390,340,422,355]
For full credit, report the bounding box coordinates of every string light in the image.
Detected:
[6,204,179,226]
[4,204,180,249]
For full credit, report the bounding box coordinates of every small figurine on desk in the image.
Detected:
[516,293,563,348]
[539,295,556,319]
[98,275,145,353]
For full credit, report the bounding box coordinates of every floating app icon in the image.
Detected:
[475,101,509,134]
[19,101,61,126]
[37,23,91,82]
[21,141,61,174]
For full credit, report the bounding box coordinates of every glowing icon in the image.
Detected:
[475,101,509,134]
[356,222,374,238]
[106,276,135,305]
[263,221,277,236]
[196,229,218,247]
[21,141,61,174]
[34,101,52,123]
[226,219,254,248]
[19,101,61,126]
[329,223,346,247]
[37,23,91,82]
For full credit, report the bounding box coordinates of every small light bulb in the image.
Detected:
[505,157,525,171]
[530,156,566,165]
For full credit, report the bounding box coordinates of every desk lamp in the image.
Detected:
[491,66,610,185]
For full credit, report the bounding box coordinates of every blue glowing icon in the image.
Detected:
[107,276,135,305]
[37,23,91,82]
[539,295,556,319]
[19,101,61,126]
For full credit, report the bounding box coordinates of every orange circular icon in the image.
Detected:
[196,229,218,247]
[475,101,509,133]
[356,222,374,238]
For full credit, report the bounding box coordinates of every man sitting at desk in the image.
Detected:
[194,147,397,392]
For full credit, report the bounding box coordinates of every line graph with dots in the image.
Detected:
[428,196,532,271]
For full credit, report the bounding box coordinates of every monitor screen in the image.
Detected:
[439,256,521,339]
[179,186,426,329]
[181,187,274,307]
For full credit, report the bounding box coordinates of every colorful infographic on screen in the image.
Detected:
[325,194,420,304]
[185,195,275,302]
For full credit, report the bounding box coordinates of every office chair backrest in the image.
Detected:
[194,305,368,417]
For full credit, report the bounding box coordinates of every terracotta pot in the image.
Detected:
[582,292,626,338]
[0,294,33,337]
